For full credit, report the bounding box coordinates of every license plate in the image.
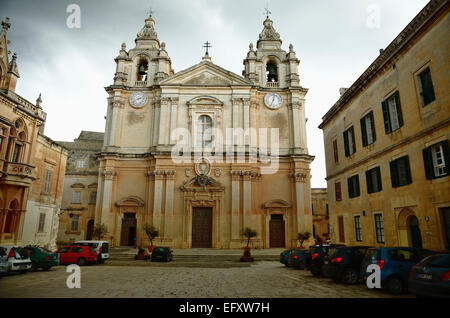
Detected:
[324,261,329,265]
[418,274,432,280]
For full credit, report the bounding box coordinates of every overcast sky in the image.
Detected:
[2,0,430,187]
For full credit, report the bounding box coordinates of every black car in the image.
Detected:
[409,253,450,298]
[310,244,345,276]
[324,246,372,284]
[151,247,173,262]
[287,249,311,270]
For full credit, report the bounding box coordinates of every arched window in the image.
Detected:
[196,115,213,148]
[3,211,13,233]
[266,60,278,83]
[137,58,148,82]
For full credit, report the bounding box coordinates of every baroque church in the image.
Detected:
[95,13,314,248]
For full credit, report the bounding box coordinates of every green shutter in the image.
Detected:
[347,177,352,198]
[344,130,349,157]
[442,140,450,177]
[404,156,412,185]
[382,101,391,134]
[370,112,376,142]
[351,127,356,154]
[360,116,368,147]
[390,160,399,188]
[355,175,360,197]
[394,91,404,128]
[366,170,373,194]
[376,167,382,191]
[422,147,434,180]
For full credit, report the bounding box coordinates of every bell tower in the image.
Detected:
[112,13,174,87]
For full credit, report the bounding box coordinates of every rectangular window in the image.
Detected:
[12,142,22,163]
[354,215,362,242]
[347,175,360,198]
[366,167,382,194]
[73,191,81,203]
[374,213,385,244]
[390,155,412,188]
[38,213,46,233]
[326,204,329,216]
[77,160,85,169]
[335,182,342,202]
[90,191,97,204]
[423,140,449,179]
[382,91,403,134]
[360,112,376,147]
[418,67,435,107]
[333,139,339,163]
[71,215,79,232]
[338,215,345,243]
[343,127,356,157]
[44,170,52,194]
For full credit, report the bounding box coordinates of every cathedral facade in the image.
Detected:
[96,14,314,249]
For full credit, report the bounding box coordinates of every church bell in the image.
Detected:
[138,64,147,75]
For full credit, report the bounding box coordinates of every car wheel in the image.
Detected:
[19,270,28,274]
[77,258,87,266]
[386,276,404,295]
[31,264,38,272]
[311,267,321,276]
[298,260,307,270]
[342,269,359,285]
[43,266,51,271]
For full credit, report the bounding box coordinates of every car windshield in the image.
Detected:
[364,249,380,260]
[38,247,53,254]
[328,247,343,257]
[76,242,98,248]
[418,254,450,268]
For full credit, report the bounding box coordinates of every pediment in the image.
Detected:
[115,196,145,207]
[160,61,253,87]
[180,176,224,192]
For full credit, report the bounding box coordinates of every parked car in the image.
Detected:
[0,247,9,278]
[280,248,296,267]
[0,245,32,274]
[361,247,436,294]
[287,249,311,270]
[310,244,345,276]
[408,253,450,298]
[23,246,59,271]
[73,240,109,264]
[323,246,372,284]
[56,246,98,266]
[151,247,173,262]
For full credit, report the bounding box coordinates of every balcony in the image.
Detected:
[135,81,148,87]
[266,82,279,88]
[0,162,35,187]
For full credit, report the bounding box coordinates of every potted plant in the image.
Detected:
[143,224,159,252]
[297,231,311,248]
[240,227,257,262]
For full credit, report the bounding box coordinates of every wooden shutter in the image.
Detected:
[355,175,360,197]
[404,156,412,185]
[338,216,345,243]
[366,170,373,194]
[343,130,350,157]
[333,139,339,163]
[351,127,356,154]
[370,112,376,142]
[376,167,382,191]
[442,140,450,177]
[335,182,342,201]
[390,160,399,188]
[422,147,434,179]
[360,116,368,147]
[381,100,391,134]
[347,177,353,198]
[394,91,404,128]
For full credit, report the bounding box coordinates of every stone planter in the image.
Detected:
[240,247,254,262]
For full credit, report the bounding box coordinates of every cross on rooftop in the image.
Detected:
[147,7,155,17]
[264,3,271,18]
[203,41,212,55]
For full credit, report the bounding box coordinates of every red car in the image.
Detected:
[56,246,98,266]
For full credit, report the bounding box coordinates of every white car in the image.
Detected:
[0,246,32,274]
[73,241,109,263]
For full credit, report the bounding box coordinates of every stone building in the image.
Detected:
[56,131,103,245]
[319,0,449,251]
[96,13,314,248]
[311,188,330,243]
[0,17,67,248]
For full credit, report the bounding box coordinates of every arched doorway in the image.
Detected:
[121,213,137,246]
[408,215,423,248]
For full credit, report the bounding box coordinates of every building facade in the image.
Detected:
[319,0,449,251]
[311,188,330,243]
[56,131,103,245]
[96,14,314,248]
[0,17,67,247]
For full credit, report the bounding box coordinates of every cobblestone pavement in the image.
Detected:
[0,261,412,298]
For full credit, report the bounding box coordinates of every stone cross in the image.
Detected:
[203,41,212,55]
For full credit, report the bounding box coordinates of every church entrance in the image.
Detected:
[408,215,422,248]
[86,219,94,240]
[192,207,212,248]
[121,213,137,246]
[269,214,285,248]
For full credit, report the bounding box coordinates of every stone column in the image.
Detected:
[290,101,301,151]
[158,98,169,145]
[164,170,176,242]
[169,98,179,144]
[152,170,164,234]
[243,98,250,147]
[243,170,252,230]
[230,170,241,241]
[108,97,123,147]
[152,97,161,146]
[100,168,115,231]
[292,172,308,234]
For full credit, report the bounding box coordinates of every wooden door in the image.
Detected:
[192,207,212,248]
[338,216,345,243]
[86,219,94,240]
[269,215,285,248]
[121,215,137,246]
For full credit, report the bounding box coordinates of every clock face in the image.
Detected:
[264,93,282,110]
[129,91,148,108]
